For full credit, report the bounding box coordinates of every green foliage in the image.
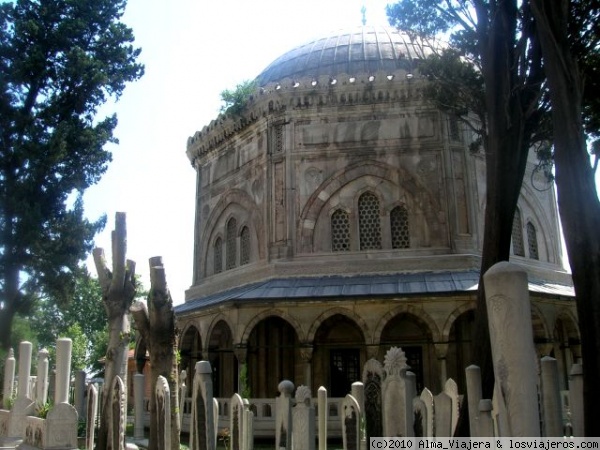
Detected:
[220,80,258,116]
[0,0,144,349]
[34,400,52,419]
[239,363,251,399]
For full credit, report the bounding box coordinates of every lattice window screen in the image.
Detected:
[512,209,525,256]
[391,205,410,249]
[226,218,237,270]
[527,222,539,260]
[359,192,382,250]
[331,210,350,252]
[214,238,223,274]
[240,226,250,265]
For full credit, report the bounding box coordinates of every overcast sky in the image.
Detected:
[84,1,392,304]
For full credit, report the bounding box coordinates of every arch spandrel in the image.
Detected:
[306,307,370,345]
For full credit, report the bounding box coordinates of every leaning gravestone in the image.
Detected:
[292,386,315,450]
[341,394,361,450]
[86,384,99,450]
[156,376,171,450]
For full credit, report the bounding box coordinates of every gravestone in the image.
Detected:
[478,399,494,437]
[179,370,187,429]
[465,365,482,437]
[362,359,383,442]
[381,347,413,437]
[275,380,294,450]
[292,385,315,450]
[86,384,99,450]
[190,361,215,450]
[433,392,452,436]
[2,349,16,409]
[156,375,171,450]
[569,363,583,437]
[8,341,35,438]
[341,394,360,450]
[419,388,434,437]
[108,376,127,450]
[540,356,562,436]
[133,373,145,440]
[484,262,540,436]
[443,378,459,436]
[317,386,327,450]
[412,397,428,437]
[36,349,49,407]
[242,400,254,450]
[230,393,245,450]
[74,370,87,419]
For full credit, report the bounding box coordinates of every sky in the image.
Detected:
[84,0,392,305]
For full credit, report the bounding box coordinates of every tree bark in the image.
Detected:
[531,0,600,436]
[93,212,136,450]
[131,256,180,450]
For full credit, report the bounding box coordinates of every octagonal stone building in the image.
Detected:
[175,26,578,401]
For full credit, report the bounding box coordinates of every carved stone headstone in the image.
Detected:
[484,262,541,436]
[86,384,99,450]
[381,347,413,437]
[190,360,215,450]
[179,370,188,429]
[419,388,434,437]
[108,375,126,450]
[412,397,427,437]
[443,378,459,436]
[362,359,383,442]
[275,380,294,450]
[433,392,452,437]
[156,375,171,450]
[293,386,315,450]
[341,394,361,450]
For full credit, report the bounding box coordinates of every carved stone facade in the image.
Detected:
[175,26,578,399]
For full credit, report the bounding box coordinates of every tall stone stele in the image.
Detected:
[93,212,137,450]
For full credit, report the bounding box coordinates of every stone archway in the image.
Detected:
[553,312,581,390]
[379,313,437,393]
[312,313,366,397]
[207,320,236,397]
[179,324,202,388]
[246,316,300,398]
[446,309,475,393]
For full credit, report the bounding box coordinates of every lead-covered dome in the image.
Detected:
[256,25,435,86]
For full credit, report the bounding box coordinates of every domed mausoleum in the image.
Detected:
[175,26,577,405]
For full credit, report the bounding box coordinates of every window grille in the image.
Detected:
[527,222,539,260]
[214,238,223,274]
[331,209,350,252]
[358,192,382,250]
[226,218,237,270]
[512,209,525,256]
[240,226,250,265]
[391,205,410,249]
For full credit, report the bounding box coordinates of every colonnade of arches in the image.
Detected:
[171,304,580,400]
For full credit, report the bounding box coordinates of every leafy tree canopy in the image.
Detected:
[220,79,258,116]
[0,0,144,349]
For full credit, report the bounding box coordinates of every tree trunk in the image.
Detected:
[131,256,180,450]
[93,213,137,450]
[531,0,600,436]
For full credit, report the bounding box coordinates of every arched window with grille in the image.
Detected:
[331,209,350,252]
[358,192,382,250]
[512,209,525,256]
[240,226,250,265]
[390,205,410,249]
[214,237,223,274]
[226,218,237,270]
[527,221,539,260]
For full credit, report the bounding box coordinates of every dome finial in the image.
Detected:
[361,4,367,26]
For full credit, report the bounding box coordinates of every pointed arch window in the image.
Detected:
[240,226,250,265]
[214,238,223,274]
[226,218,237,270]
[331,209,350,252]
[527,222,539,260]
[512,209,525,257]
[358,192,382,250]
[391,205,410,249]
